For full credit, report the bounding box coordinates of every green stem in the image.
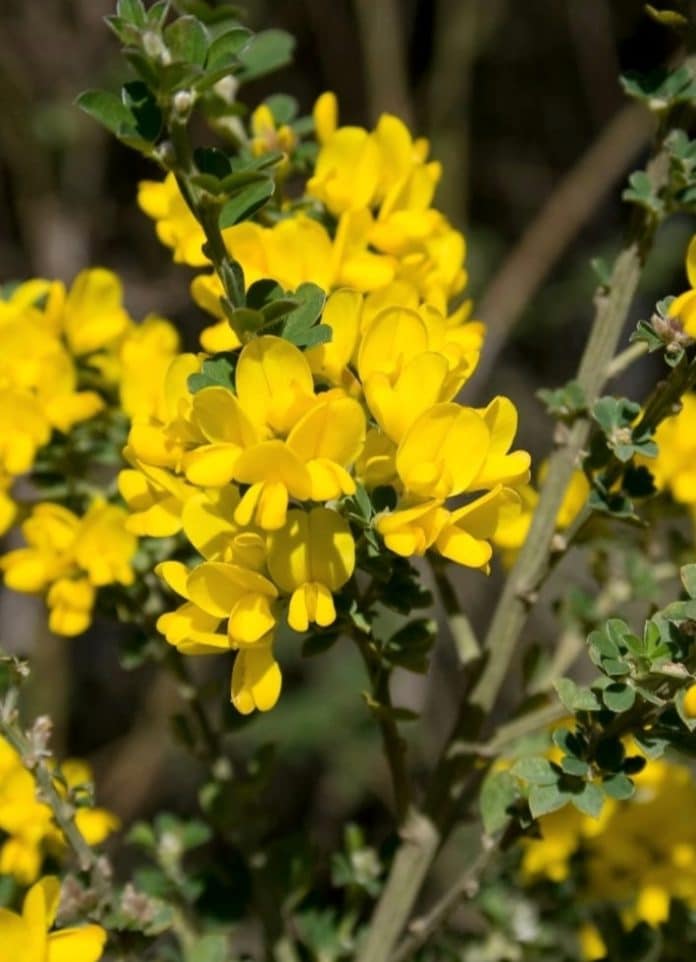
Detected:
[0,710,97,873]
[168,118,246,308]
[353,631,412,823]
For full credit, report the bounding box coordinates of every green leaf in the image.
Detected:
[117,0,146,26]
[561,756,590,777]
[571,781,604,818]
[194,146,232,178]
[281,282,329,348]
[206,27,252,68]
[122,81,162,142]
[528,783,569,819]
[555,677,601,712]
[602,683,636,713]
[165,15,210,66]
[681,564,696,599]
[187,354,237,393]
[480,770,517,834]
[602,772,635,800]
[510,756,557,786]
[537,379,586,419]
[76,90,134,135]
[219,178,275,228]
[265,93,299,124]
[237,29,295,82]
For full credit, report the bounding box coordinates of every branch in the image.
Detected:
[0,700,97,872]
[389,837,497,962]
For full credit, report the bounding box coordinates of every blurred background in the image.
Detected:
[0,0,693,881]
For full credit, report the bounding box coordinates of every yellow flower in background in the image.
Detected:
[1,500,136,637]
[47,268,130,357]
[522,755,696,929]
[651,393,696,512]
[0,876,106,962]
[0,737,117,885]
[493,466,591,563]
[666,234,696,337]
[119,456,196,537]
[138,172,207,266]
[249,103,296,158]
[267,508,355,632]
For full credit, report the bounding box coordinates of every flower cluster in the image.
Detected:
[138,92,472,353]
[521,755,696,957]
[0,735,118,885]
[125,95,532,714]
[0,268,180,635]
[0,876,105,962]
[1,500,137,636]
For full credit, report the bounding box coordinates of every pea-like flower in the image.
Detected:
[267,507,355,632]
[0,876,106,962]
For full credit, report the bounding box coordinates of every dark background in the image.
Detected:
[0,0,693,861]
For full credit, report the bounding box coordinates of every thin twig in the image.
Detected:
[0,709,97,872]
[389,837,498,962]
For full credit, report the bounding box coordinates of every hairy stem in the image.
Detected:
[0,710,97,872]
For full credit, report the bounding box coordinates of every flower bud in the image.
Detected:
[173,90,194,118]
[683,683,696,719]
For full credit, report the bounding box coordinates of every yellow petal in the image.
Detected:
[47,925,107,962]
[364,352,449,442]
[187,562,276,618]
[686,233,696,289]
[287,394,365,468]
[313,91,338,144]
[190,387,258,446]
[305,289,362,383]
[228,593,276,645]
[357,306,428,383]
[231,643,282,713]
[0,908,33,962]
[236,336,314,435]
[183,443,241,486]
[396,404,490,498]
[24,876,61,933]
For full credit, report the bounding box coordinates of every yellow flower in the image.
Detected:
[579,923,606,961]
[0,876,106,962]
[666,234,696,337]
[651,393,696,510]
[231,638,282,715]
[118,456,196,537]
[138,172,207,266]
[155,558,282,714]
[49,268,131,356]
[116,314,180,422]
[1,500,136,637]
[522,755,696,927]
[683,682,696,718]
[267,507,355,632]
[249,103,296,158]
[0,738,117,885]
